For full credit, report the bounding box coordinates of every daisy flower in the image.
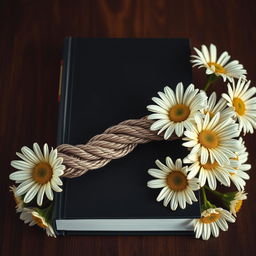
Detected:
[222,79,256,134]
[183,113,240,165]
[191,44,247,82]
[9,185,24,212]
[147,157,200,210]
[147,83,207,139]
[20,208,36,226]
[31,211,56,238]
[193,207,235,240]
[20,208,56,237]
[9,143,65,206]
[200,91,234,121]
[183,153,234,190]
[229,139,251,190]
[225,191,247,216]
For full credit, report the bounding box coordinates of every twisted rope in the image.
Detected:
[58,117,175,178]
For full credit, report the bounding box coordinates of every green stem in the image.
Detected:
[201,187,208,203]
[204,185,225,198]
[204,80,212,91]
[203,74,218,91]
[201,187,213,210]
[37,204,53,223]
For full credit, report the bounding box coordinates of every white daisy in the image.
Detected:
[20,208,36,226]
[31,211,56,238]
[147,157,200,210]
[147,83,207,139]
[9,143,65,206]
[229,139,251,190]
[200,91,234,122]
[183,153,234,190]
[9,185,24,212]
[228,191,247,216]
[229,168,250,191]
[193,207,235,240]
[20,208,56,238]
[183,113,240,166]
[222,79,256,134]
[191,44,247,82]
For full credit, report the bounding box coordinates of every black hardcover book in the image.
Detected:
[53,38,200,236]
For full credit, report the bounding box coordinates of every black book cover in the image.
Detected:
[53,38,200,236]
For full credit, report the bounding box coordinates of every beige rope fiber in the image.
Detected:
[58,117,175,178]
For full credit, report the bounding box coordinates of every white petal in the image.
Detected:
[202,45,210,62]
[178,192,186,209]
[155,160,170,173]
[23,183,40,203]
[164,125,175,139]
[37,185,46,206]
[163,191,174,206]
[16,179,34,196]
[9,170,32,181]
[157,186,170,202]
[21,146,40,163]
[200,147,209,164]
[170,193,178,210]
[43,144,49,162]
[186,187,197,201]
[152,96,170,110]
[52,175,63,185]
[166,156,175,169]
[182,140,198,148]
[49,149,58,166]
[15,152,34,165]
[147,179,166,188]
[163,86,176,105]
[217,218,228,231]
[51,179,63,192]
[33,143,45,161]
[210,44,217,62]
[148,168,166,179]
[175,159,183,170]
[45,182,54,201]
[175,82,184,104]
[175,122,184,137]
[147,104,168,114]
[11,160,34,170]
[151,119,170,131]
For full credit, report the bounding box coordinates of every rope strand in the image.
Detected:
[58,116,175,178]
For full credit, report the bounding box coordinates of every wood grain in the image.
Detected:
[1,0,256,255]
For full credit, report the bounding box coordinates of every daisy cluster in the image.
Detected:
[8,43,254,240]
[147,44,254,240]
[9,143,65,237]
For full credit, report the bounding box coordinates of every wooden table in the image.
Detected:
[1,1,255,255]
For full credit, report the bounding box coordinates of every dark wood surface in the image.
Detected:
[1,0,256,255]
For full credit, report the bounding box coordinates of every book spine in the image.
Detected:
[52,37,74,236]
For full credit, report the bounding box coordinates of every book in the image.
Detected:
[53,37,200,235]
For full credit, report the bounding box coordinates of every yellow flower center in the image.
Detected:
[32,162,53,185]
[168,104,190,123]
[32,214,48,229]
[235,200,243,213]
[208,62,226,74]
[200,213,221,224]
[201,160,219,170]
[198,130,219,149]
[233,97,246,116]
[166,171,188,191]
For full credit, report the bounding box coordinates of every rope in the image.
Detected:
[58,117,175,178]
